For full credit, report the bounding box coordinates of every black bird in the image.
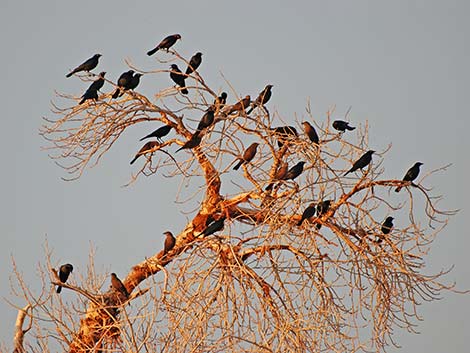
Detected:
[233,142,259,170]
[79,72,106,105]
[87,71,106,91]
[66,54,101,78]
[147,34,181,55]
[111,273,129,299]
[130,141,159,165]
[140,125,172,142]
[209,92,228,114]
[395,162,423,192]
[222,95,251,115]
[271,126,298,148]
[170,64,188,94]
[316,200,331,216]
[381,216,394,235]
[316,200,332,229]
[282,161,306,181]
[112,70,135,99]
[265,161,289,190]
[333,120,355,132]
[127,73,143,90]
[196,108,215,133]
[56,263,73,294]
[186,52,203,75]
[297,203,316,226]
[79,88,98,105]
[302,121,319,145]
[344,150,375,176]
[247,84,273,114]
[214,92,227,106]
[163,231,176,254]
[175,132,202,153]
[378,216,394,243]
[201,217,226,237]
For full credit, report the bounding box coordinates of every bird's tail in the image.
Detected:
[130,155,139,165]
[181,87,188,95]
[147,47,158,56]
[112,88,121,99]
[66,69,78,78]
[344,170,351,176]
[246,106,254,114]
[346,126,356,131]
[233,160,243,170]
[296,219,303,226]
[140,134,151,142]
[265,183,274,191]
[79,97,86,105]
[395,186,402,192]
[56,286,62,294]
[175,147,183,153]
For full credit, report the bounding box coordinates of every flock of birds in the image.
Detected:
[57,34,424,298]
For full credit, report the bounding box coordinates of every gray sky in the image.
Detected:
[1,0,468,351]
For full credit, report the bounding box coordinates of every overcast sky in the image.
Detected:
[0,1,468,351]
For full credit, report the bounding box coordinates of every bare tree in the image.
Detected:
[9,48,460,352]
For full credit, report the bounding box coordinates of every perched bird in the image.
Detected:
[130,141,159,165]
[140,125,172,142]
[333,120,355,132]
[79,88,98,105]
[344,150,375,176]
[163,231,176,254]
[302,121,319,145]
[281,161,306,181]
[222,95,251,115]
[87,71,106,91]
[169,64,188,94]
[265,161,289,190]
[316,200,331,216]
[112,70,135,99]
[209,92,228,114]
[395,162,423,192]
[214,92,227,106]
[186,52,203,75]
[66,54,101,78]
[175,132,202,153]
[381,216,394,235]
[147,34,181,55]
[196,108,215,132]
[316,200,332,229]
[233,142,259,170]
[127,73,143,90]
[56,263,73,294]
[200,217,226,237]
[271,126,298,148]
[79,72,106,105]
[247,84,273,114]
[111,273,129,298]
[297,203,316,226]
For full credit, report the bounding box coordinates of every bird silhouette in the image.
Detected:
[333,120,355,132]
[344,150,375,176]
[186,52,203,75]
[56,264,73,293]
[163,231,176,254]
[66,54,101,78]
[169,64,188,94]
[395,162,423,192]
[297,203,317,226]
[233,143,259,170]
[140,125,172,142]
[147,34,181,55]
